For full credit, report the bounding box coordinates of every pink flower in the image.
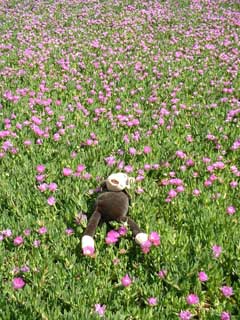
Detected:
[143,146,152,154]
[113,258,120,265]
[36,174,45,182]
[48,182,57,192]
[204,180,212,187]
[193,189,201,196]
[141,240,152,254]
[147,297,157,306]
[168,189,177,198]
[33,240,41,247]
[221,312,231,320]
[12,277,25,290]
[176,185,185,193]
[24,140,32,146]
[36,164,45,173]
[105,156,116,167]
[198,271,208,282]
[13,236,24,246]
[129,147,137,155]
[62,167,72,176]
[105,230,120,244]
[229,181,238,188]
[149,232,160,246]
[38,226,47,235]
[2,229,12,237]
[124,165,133,173]
[21,265,30,273]
[144,164,151,171]
[212,245,222,258]
[158,269,167,279]
[47,196,56,206]
[226,206,236,215]
[121,274,132,287]
[94,304,106,317]
[186,294,199,305]
[38,183,48,192]
[65,228,74,236]
[186,159,194,167]
[176,150,186,159]
[83,246,95,256]
[220,286,233,297]
[76,164,85,172]
[179,310,193,320]
[117,226,127,236]
[23,229,31,236]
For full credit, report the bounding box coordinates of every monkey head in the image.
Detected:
[105,172,135,191]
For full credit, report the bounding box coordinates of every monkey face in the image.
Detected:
[106,173,129,191]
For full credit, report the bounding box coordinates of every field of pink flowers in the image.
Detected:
[0,0,239,319]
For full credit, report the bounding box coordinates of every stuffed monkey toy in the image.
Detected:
[81,172,148,256]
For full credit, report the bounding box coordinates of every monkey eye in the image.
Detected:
[111,179,119,184]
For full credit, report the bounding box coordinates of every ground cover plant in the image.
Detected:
[0,0,239,319]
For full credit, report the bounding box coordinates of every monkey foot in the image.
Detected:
[82,235,95,256]
[135,233,148,245]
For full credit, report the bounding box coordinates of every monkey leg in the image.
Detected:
[119,216,148,245]
[82,210,101,256]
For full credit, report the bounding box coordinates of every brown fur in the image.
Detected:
[83,183,141,238]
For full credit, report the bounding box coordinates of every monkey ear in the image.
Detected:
[126,177,135,189]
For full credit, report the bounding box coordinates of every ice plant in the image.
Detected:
[221,312,231,320]
[147,297,157,306]
[38,226,47,235]
[13,236,24,246]
[179,310,193,320]
[21,265,30,273]
[36,164,45,173]
[48,182,57,192]
[105,230,120,245]
[12,277,25,290]
[2,229,12,238]
[186,294,199,305]
[226,206,236,215]
[148,232,160,246]
[158,270,167,279]
[47,196,56,206]
[117,226,127,237]
[220,286,233,298]
[121,274,132,287]
[198,271,208,282]
[76,164,86,172]
[33,240,41,248]
[23,229,31,236]
[140,240,152,254]
[212,245,222,258]
[65,228,74,236]
[94,304,106,317]
[143,146,152,154]
[62,167,72,176]
[0,0,239,317]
